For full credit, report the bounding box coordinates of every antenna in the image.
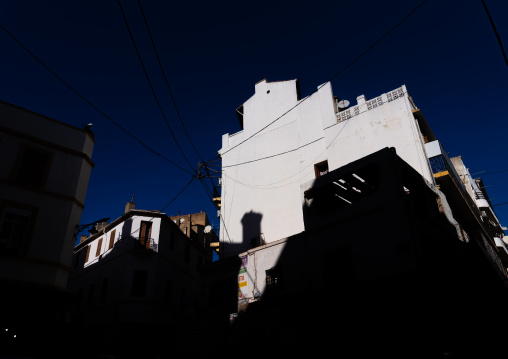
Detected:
[338,99,350,111]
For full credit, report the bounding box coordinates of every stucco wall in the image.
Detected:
[219,81,433,257]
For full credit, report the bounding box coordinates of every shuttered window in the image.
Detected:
[139,221,152,249]
[95,237,103,257]
[85,245,90,262]
[108,229,116,250]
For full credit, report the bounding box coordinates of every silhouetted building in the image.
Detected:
[169,211,219,261]
[209,148,508,358]
[0,100,95,353]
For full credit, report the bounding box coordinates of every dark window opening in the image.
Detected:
[132,270,147,298]
[0,206,33,256]
[266,267,283,290]
[314,160,329,178]
[13,146,52,189]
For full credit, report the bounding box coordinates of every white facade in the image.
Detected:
[219,79,435,256]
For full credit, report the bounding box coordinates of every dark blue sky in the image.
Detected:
[1,0,507,241]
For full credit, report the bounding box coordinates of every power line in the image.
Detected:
[0,23,195,177]
[222,137,324,169]
[493,202,508,207]
[78,176,195,243]
[117,0,195,172]
[219,0,427,158]
[472,169,508,177]
[481,0,508,68]
[134,0,219,194]
[136,0,204,163]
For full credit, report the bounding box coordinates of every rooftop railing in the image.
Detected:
[336,86,406,123]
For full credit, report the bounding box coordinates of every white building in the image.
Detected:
[68,203,210,354]
[0,100,94,348]
[219,79,435,255]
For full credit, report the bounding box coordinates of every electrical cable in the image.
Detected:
[136,0,204,163]
[0,23,194,177]
[219,0,427,158]
[481,0,508,67]
[493,202,508,207]
[135,0,219,197]
[92,176,195,241]
[117,0,195,172]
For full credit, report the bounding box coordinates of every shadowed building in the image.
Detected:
[0,100,95,355]
[68,202,214,357]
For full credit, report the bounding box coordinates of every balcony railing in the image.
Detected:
[336,86,406,123]
[135,237,157,252]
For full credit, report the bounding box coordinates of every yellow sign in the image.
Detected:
[238,281,247,288]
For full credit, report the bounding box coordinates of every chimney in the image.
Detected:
[125,195,135,214]
[80,235,88,243]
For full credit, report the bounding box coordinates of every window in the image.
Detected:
[314,160,329,178]
[266,267,283,290]
[0,206,33,256]
[139,221,152,249]
[108,229,116,250]
[12,146,52,189]
[85,245,91,262]
[132,270,147,298]
[95,237,103,257]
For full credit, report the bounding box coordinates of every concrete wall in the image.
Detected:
[219,80,434,256]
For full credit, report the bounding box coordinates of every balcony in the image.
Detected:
[135,237,157,252]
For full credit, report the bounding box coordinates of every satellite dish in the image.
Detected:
[338,100,350,109]
[204,225,212,234]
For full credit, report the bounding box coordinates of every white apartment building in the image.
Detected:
[68,205,209,353]
[219,79,436,256]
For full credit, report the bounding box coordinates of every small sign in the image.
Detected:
[238,281,247,288]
